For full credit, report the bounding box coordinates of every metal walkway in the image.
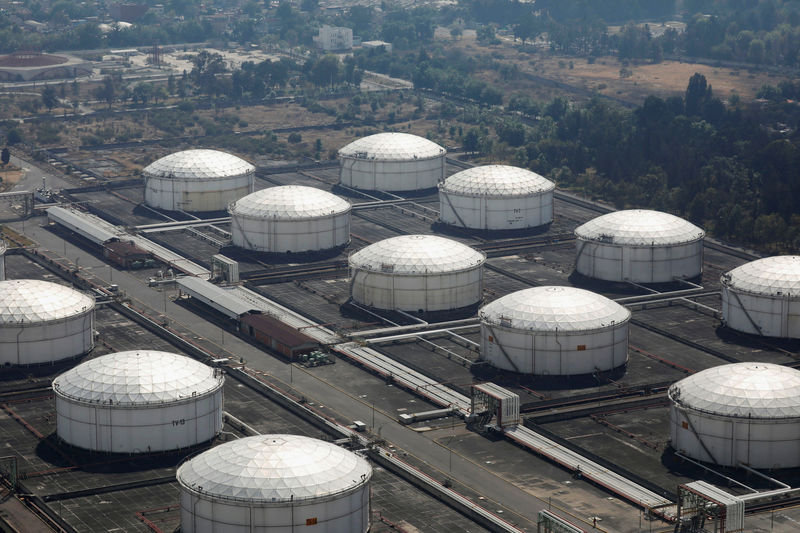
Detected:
[504,425,674,516]
[333,342,471,414]
[46,206,211,278]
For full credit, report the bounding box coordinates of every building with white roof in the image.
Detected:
[229,186,351,254]
[721,255,800,338]
[574,209,705,283]
[439,165,555,230]
[349,234,485,313]
[669,362,800,468]
[143,149,255,212]
[338,133,446,191]
[53,350,224,453]
[479,286,630,375]
[177,434,372,532]
[313,25,353,51]
[0,279,95,365]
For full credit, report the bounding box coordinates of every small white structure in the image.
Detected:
[361,40,393,53]
[53,350,224,453]
[439,165,555,230]
[177,434,372,533]
[0,280,94,365]
[0,239,5,280]
[349,235,485,313]
[669,362,800,468]
[229,186,351,254]
[339,133,446,192]
[313,25,353,51]
[479,286,630,375]
[574,209,705,283]
[721,256,800,338]
[143,149,255,212]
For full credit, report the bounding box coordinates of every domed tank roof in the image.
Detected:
[440,165,555,197]
[722,256,800,298]
[669,362,800,419]
[143,149,255,180]
[176,434,372,503]
[0,280,94,324]
[575,210,705,246]
[53,351,223,406]
[349,235,485,275]
[338,133,445,161]
[479,286,630,332]
[229,186,350,220]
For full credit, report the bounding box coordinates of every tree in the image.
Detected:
[42,86,58,112]
[6,130,22,145]
[1,147,9,165]
[310,55,340,87]
[94,76,117,109]
[450,27,462,40]
[463,127,481,153]
[684,73,711,116]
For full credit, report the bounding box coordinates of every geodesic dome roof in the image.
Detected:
[0,279,94,324]
[440,165,555,197]
[143,149,254,180]
[721,256,800,298]
[338,133,445,161]
[480,286,630,332]
[575,210,705,246]
[349,235,485,275]
[53,351,223,406]
[229,186,350,220]
[669,363,800,419]
[176,434,372,503]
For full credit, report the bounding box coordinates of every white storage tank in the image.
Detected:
[479,286,630,375]
[669,362,800,468]
[721,256,800,338]
[349,235,485,313]
[229,186,351,254]
[439,165,555,230]
[0,279,94,365]
[0,239,5,280]
[143,149,255,212]
[574,210,705,283]
[53,350,224,453]
[338,133,445,191]
[177,434,372,533]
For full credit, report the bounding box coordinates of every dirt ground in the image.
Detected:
[0,167,22,192]
[452,36,791,105]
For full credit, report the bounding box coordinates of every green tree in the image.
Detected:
[6,130,22,145]
[93,76,117,109]
[684,73,711,116]
[1,147,9,165]
[41,86,58,112]
[310,55,340,87]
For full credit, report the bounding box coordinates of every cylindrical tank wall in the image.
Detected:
[144,174,254,212]
[179,484,370,533]
[439,191,553,230]
[721,288,800,338]
[350,267,483,312]
[575,240,703,283]
[340,156,445,191]
[0,252,5,281]
[670,404,800,468]
[231,213,350,253]
[55,388,223,453]
[0,310,94,365]
[480,322,628,375]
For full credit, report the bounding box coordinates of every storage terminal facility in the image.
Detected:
[1,134,799,533]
